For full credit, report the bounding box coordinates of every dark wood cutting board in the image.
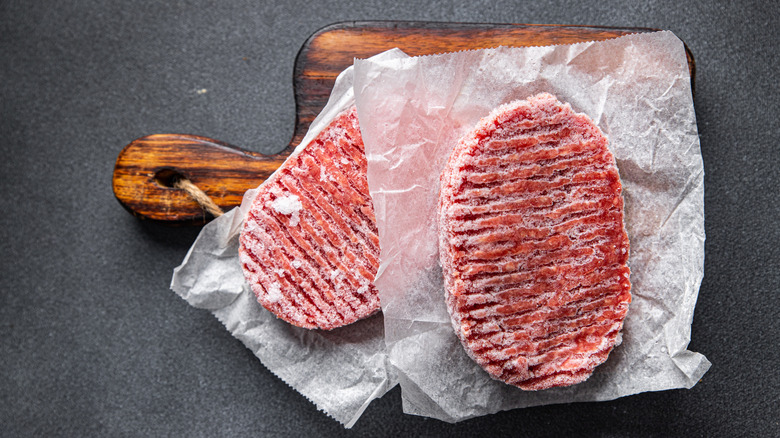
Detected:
[113,21,695,224]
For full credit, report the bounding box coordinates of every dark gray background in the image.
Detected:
[2,0,778,436]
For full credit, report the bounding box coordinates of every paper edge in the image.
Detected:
[384,30,663,60]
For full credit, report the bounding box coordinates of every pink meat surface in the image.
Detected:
[239,107,380,330]
[438,93,631,390]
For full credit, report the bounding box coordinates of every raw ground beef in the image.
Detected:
[438,93,631,390]
[239,107,380,330]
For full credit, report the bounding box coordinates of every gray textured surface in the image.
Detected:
[1,0,778,436]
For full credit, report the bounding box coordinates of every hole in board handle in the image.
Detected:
[154,168,185,188]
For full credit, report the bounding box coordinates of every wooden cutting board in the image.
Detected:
[113,21,695,224]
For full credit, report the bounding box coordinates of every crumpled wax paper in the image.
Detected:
[170,49,408,427]
[353,31,710,422]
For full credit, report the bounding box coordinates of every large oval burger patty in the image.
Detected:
[239,107,381,330]
[438,93,632,390]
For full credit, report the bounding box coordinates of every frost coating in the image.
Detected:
[271,195,303,215]
[266,282,283,303]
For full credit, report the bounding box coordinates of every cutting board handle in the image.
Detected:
[112,134,287,223]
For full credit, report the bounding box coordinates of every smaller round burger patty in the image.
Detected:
[239,107,381,330]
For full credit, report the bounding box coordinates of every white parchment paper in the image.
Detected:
[170,50,407,427]
[354,31,710,422]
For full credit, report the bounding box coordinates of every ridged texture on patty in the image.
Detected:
[438,93,631,390]
[239,107,380,330]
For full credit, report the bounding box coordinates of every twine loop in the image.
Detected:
[174,178,224,218]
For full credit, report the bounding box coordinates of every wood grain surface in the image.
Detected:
[113,21,694,224]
